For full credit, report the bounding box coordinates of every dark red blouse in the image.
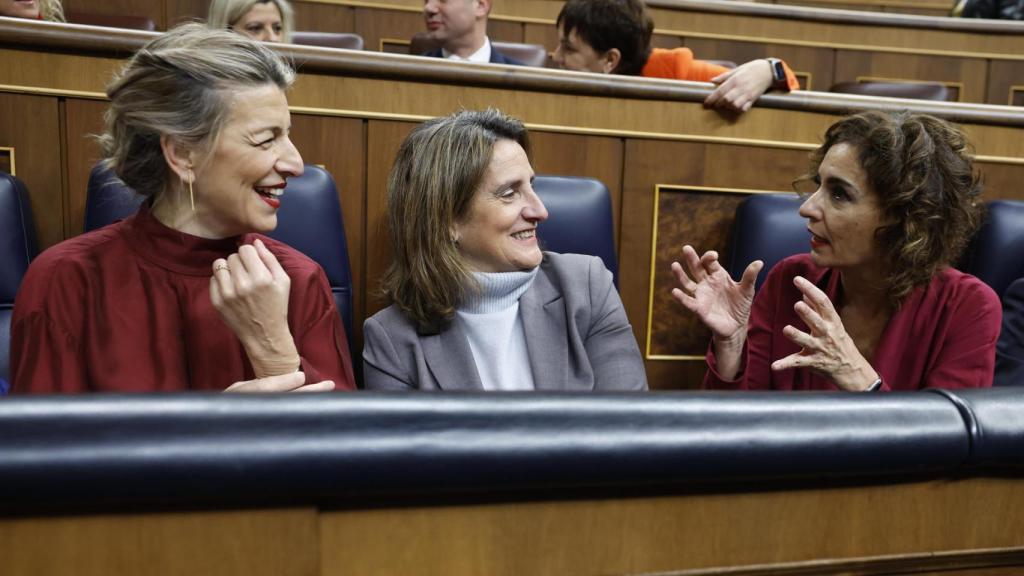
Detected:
[705,254,1001,391]
[11,208,355,393]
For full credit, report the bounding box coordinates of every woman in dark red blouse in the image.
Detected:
[672,111,1000,391]
[10,24,355,393]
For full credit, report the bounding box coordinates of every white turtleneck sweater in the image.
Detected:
[456,268,539,391]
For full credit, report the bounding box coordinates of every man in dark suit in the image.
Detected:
[996,278,1024,386]
[421,0,523,65]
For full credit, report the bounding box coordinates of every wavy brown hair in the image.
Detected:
[800,110,984,306]
[382,109,530,330]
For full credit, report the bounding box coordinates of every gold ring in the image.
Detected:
[214,263,230,273]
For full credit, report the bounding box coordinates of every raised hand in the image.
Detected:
[671,245,763,341]
[210,238,300,378]
[704,59,774,113]
[771,276,879,391]
[225,371,335,393]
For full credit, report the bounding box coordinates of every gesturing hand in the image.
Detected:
[225,371,335,393]
[210,238,300,378]
[771,276,878,391]
[703,59,774,113]
[671,245,763,343]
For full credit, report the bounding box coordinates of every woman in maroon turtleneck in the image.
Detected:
[10,24,355,393]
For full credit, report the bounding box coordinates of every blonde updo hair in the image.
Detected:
[39,0,65,21]
[207,0,294,43]
[98,23,295,200]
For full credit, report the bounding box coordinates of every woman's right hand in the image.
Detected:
[224,371,335,393]
[670,245,763,343]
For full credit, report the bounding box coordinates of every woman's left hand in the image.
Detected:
[771,276,879,391]
[210,238,300,378]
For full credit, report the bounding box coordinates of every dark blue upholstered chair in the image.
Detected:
[84,164,355,339]
[533,175,618,285]
[0,172,38,392]
[959,200,1024,300]
[726,193,806,291]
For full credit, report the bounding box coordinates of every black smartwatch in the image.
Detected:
[765,57,789,91]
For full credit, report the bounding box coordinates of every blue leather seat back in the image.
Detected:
[84,164,354,338]
[0,172,38,386]
[959,200,1024,299]
[726,193,806,291]
[533,175,618,284]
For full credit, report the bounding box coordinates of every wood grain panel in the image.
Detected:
[528,131,624,249]
[352,7,424,53]
[320,477,1024,575]
[293,2,357,34]
[987,60,1024,107]
[365,120,416,316]
[165,0,206,26]
[683,38,836,91]
[0,508,318,576]
[0,93,64,250]
[289,114,366,350]
[975,160,1024,202]
[63,0,166,29]
[833,50,987,102]
[64,99,106,237]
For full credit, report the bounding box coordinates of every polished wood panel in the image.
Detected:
[353,7,423,53]
[0,93,64,250]
[834,50,985,102]
[364,120,415,315]
[293,2,357,35]
[320,477,1024,575]
[987,60,1024,106]
[63,0,167,29]
[64,99,106,238]
[0,508,319,576]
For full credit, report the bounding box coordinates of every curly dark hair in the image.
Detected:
[556,0,653,76]
[800,110,984,306]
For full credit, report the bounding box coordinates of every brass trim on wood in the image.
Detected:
[794,71,812,91]
[0,146,16,176]
[1009,84,1024,106]
[0,83,106,100]
[855,74,965,102]
[379,36,410,53]
[635,544,1024,576]
[644,184,792,361]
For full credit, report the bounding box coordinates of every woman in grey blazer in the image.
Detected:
[363,109,647,391]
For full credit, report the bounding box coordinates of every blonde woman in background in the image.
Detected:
[0,0,65,21]
[208,0,293,43]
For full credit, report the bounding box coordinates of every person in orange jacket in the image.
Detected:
[552,0,799,113]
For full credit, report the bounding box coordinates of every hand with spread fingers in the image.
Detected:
[704,59,774,113]
[671,245,763,380]
[210,238,300,378]
[771,276,879,391]
[225,371,335,393]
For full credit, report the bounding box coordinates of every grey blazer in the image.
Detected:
[363,252,648,391]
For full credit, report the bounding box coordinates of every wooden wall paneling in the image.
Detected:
[319,477,1024,575]
[63,0,167,30]
[0,93,64,250]
[0,508,319,576]
[292,2,357,34]
[527,131,624,249]
[522,22,558,53]
[165,0,207,26]
[833,50,987,102]
[973,160,1024,201]
[682,38,835,91]
[289,114,367,350]
[352,7,424,53]
[364,120,417,317]
[63,99,107,238]
[619,139,812,390]
[0,48,121,96]
[987,60,1024,106]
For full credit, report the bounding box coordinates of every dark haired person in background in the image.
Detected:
[674,111,999,391]
[553,0,799,113]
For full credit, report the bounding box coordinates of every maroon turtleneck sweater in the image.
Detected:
[11,208,355,393]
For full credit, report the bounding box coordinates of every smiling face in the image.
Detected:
[233,1,284,42]
[799,142,886,271]
[188,84,303,238]
[553,24,617,73]
[454,139,548,273]
[0,0,40,18]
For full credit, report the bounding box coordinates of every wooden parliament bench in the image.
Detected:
[2,17,1024,388]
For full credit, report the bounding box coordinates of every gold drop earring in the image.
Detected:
[188,168,195,213]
